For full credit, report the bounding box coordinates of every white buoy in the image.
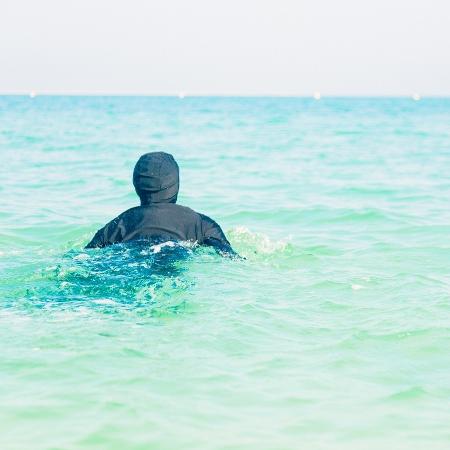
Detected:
[412,93,421,101]
[178,91,185,99]
[29,91,36,98]
[313,91,321,100]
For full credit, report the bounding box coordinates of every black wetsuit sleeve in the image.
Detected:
[85,216,123,249]
[199,214,238,257]
[85,227,106,248]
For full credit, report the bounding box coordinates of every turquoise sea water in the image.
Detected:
[1,96,449,449]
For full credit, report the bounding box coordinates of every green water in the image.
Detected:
[1,96,450,449]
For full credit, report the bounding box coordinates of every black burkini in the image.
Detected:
[85,152,236,256]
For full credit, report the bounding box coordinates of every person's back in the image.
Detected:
[86,152,236,255]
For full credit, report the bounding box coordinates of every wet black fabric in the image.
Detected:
[133,152,180,205]
[86,152,235,255]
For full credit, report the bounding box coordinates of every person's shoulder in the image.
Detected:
[164,203,201,217]
[119,205,143,216]
[196,211,219,226]
[179,205,222,227]
[193,210,232,247]
[195,211,225,235]
[110,206,142,222]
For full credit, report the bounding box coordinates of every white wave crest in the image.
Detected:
[228,226,290,255]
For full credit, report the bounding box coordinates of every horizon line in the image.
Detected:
[1,92,449,99]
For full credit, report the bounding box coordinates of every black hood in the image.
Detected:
[133,152,179,205]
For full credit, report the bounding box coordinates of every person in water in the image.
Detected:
[86,152,236,256]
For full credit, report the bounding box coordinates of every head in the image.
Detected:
[133,152,180,205]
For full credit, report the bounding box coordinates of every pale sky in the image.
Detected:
[1,0,449,95]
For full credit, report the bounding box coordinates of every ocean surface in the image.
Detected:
[0,96,449,450]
